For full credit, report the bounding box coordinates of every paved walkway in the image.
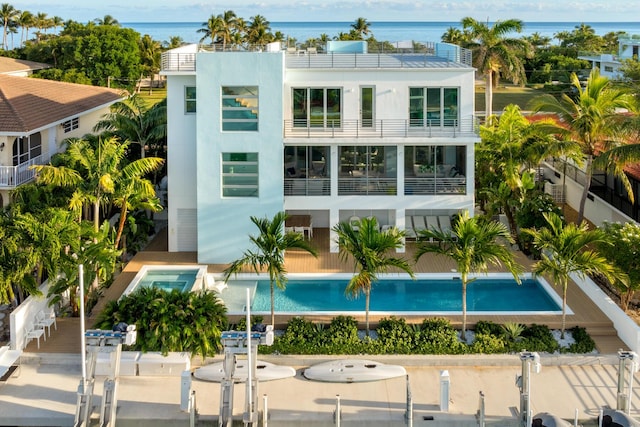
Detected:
[0,353,636,426]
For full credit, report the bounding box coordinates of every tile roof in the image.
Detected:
[0,57,51,74]
[0,75,124,134]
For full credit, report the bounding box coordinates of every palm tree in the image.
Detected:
[461,17,530,120]
[94,94,167,161]
[0,3,18,50]
[415,212,522,341]
[198,14,222,45]
[223,212,317,327]
[350,17,371,40]
[94,14,120,26]
[523,212,623,338]
[441,26,469,45]
[529,69,636,223]
[16,10,32,46]
[139,34,162,94]
[110,147,163,251]
[13,208,80,285]
[333,217,414,337]
[0,212,38,305]
[33,11,48,42]
[477,104,583,245]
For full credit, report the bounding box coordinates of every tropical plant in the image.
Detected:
[0,2,18,50]
[460,17,531,120]
[223,212,317,327]
[94,94,167,162]
[523,212,624,338]
[198,10,238,50]
[597,221,640,311]
[95,287,228,357]
[350,17,371,40]
[0,211,38,305]
[528,69,636,223]
[501,322,525,342]
[333,216,414,337]
[414,212,523,341]
[138,34,162,95]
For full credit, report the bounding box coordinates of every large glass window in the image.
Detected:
[185,86,196,113]
[338,145,397,195]
[361,86,374,128]
[404,145,466,195]
[292,88,342,128]
[222,86,258,131]
[409,87,459,127]
[222,152,258,197]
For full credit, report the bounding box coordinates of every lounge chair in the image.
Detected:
[206,274,227,293]
[404,216,416,240]
[424,216,440,241]
[438,215,452,233]
[412,215,427,236]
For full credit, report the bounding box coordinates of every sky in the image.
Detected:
[15,0,640,23]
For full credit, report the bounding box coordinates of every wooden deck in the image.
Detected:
[25,225,627,355]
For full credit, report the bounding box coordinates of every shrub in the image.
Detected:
[470,333,507,354]
[520,324,559,353]
[415,318,466,354]
[321,316,363,354]
[563,326,596,354]
[94,287,227,358]
[376,316,415,354]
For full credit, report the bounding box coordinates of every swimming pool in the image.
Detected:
[219,273,568,315]
[121,265,208,298]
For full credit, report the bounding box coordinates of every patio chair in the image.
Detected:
[35,309,56,337]
[24,322,45,350]
[425,216,440,241]
[438,215,453,233]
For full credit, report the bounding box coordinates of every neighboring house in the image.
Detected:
[0,57,50,77]
[161,41,479,264]
[578,34,640,79]
[0,74,124,207]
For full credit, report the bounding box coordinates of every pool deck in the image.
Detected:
[25,226,626,355]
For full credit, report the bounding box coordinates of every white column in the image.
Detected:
[330,209,340,253]
[397,208,406,253]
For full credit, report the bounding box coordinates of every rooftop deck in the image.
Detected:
[160,42,472,72]
[25,218,627,355]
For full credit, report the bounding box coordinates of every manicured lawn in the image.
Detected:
[475,83,547,113]
[137,87,167,107]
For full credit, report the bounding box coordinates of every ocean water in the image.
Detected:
[124,21,640,45]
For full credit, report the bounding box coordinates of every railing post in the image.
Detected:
[334,394,341,426]
[262,394,268,427]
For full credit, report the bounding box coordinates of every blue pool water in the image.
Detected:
[247,278,561,313]
[137,269,198,293]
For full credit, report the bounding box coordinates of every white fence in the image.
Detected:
[572,272,640,353]
[9,281,55,351]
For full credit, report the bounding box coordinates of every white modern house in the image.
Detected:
[578,34,640,79]
[161,41,479,264]
[0,73,124,208]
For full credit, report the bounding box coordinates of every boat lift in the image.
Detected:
[218,326,274,427]
[74,325,137,427]
[617,350,639,414]
[516,351,541,427]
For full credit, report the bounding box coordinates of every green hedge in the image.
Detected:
[260,317,596,355]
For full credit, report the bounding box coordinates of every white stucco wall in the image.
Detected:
[195,52,285,263]
[165,74,198,252]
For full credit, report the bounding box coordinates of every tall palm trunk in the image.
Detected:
[561,278,568,339]
[270,280,275,327]
[365,287,371,337]
[115,204,128,251]
[577,155,594,224]
[461,273,468,341]
[485,71,494,123]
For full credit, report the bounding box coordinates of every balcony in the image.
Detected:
[284,117,478,139]
[285,177,330,196]
[404,177,466,195]
[338,177,397,196]
[0,154,49,189]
